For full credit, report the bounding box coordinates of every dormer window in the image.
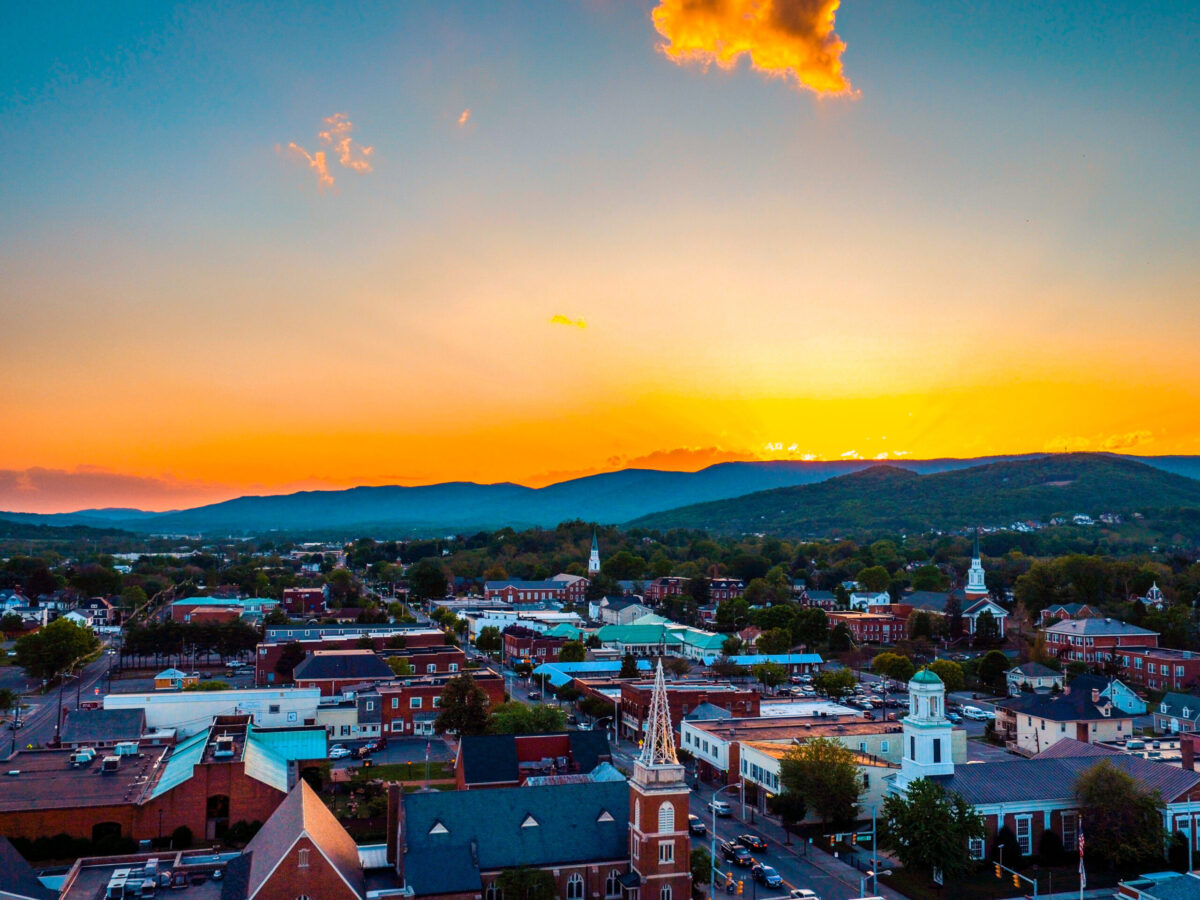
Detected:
[1162,703,1169,713]
[521,814,539,828]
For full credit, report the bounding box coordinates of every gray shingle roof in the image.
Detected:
[1043,618,1157,637]
[458,734,520,786]
[1008,662,1060,678]
[0,836,56,900]
[60,708,146,745]
[1157,693,1200,722]
[402,781,630,894]
[996,688,1126,722]
[293,650,393,681]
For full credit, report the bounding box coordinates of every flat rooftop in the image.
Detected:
[686,715,897,743]
[57,851,238,900]
[0,746,171,812]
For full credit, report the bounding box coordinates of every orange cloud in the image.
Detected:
[549,314,587,328]
[284,142,334,188]
[651,0,855,96]
[458,108,471,126]
[318,113,374,173]
[1102,430,1154,451]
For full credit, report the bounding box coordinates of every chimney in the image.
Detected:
[1182,733,1198,772]
[1091,689,1100,704]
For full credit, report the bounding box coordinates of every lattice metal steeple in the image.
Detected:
[638,661,679,767]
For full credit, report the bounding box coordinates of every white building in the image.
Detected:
[104,688,322,737]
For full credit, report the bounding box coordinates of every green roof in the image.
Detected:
[912,668,943,685]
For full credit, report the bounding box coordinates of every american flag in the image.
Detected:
[1079,822,1086,889]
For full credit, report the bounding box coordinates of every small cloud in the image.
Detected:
[283,143,334,189]
[840,450,860,459]
[1101,430,1154,451]
[801,453,816,461]
[549,314,587,329]
[874,452,889,460]
[318,113,374,173]
[894,450,910,457]
[651,0,857,97]
[458,108,471,126]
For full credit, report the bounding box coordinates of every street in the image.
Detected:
[3,642,117,753]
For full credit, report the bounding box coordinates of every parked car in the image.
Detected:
[789,890,821,900]
[719,841,753,866]
[328,745,352,760]
[688,815,707,837]
[736,834,767,852]
[961,706,987,720]
[708,799,732,817]
[527,690,542,701]
[751,865,783,887]
[946,712,963,724]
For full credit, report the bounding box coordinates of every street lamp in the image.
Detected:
[860,869,892,897]
[594,716,614,746]
[710,783,739,900]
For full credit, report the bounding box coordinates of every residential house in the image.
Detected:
[994,681,1134,757]
[1069,673,1148,715]
[1155,693,1200,734]
[1006,662,1065,696]
[1039,603,1104,626]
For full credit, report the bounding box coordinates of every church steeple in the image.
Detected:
[965,529,987,599]
[588,528,601,577]
[639,661,679,767]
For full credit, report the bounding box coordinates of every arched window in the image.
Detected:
[567,873,585,900]
[633,799,640,829]
[658,801,675,833]
[660,885,672,900]
[296,895,312,900]
[605,870,621,898]
[485,883,503,900]
[297,849,309,868]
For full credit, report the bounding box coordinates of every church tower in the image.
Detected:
[588,529,602,577]
[893,668,955,792]
[964,530,987,601]
[629,662,692,900]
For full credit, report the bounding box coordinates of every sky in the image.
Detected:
[2,1,1199,513]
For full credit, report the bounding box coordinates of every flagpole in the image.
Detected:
[1078,818,1085,900]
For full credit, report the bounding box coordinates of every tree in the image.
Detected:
[274,641,307,682]
[690,847,713,886]
[767,790,807,830]
[752,662,788,692]
[495,867,556,900]
[119,585,147,613]
[686,577,711,607]
[828,622,852,652]
[907,610,935,641]
[973,609,1001,646]
[880,778,984,881]
[944,591,963,640]
[721,635,743,656]
[386,657,414,677]
[928,659,965,693]
[1075,758,1166,867]
[872,652,914,684]
[558,640,587,663]
[0,687,17,721]
[14,617,100,681]
[813,668,857,699]
[977,650,1010,694]
[792,607,828,649]
[407,559,448,601]
[0,612,24,636]
[857,566,890,593]
[664,656,691,678]
[779,737,862,826]
[488,702,567,734]
[756,628,793,655]
[619,653,639,679]
[434,673,491,736]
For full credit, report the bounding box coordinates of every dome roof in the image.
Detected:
[911,668,943,686]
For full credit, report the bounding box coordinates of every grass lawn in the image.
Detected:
[882,864,1104,900]
[352,761,451,782]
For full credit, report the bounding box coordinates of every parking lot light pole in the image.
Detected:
[710,783,739,899]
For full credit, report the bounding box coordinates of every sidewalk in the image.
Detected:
[692,782,910,900]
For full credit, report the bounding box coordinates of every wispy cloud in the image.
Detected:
[651,0,856,97]
[1045,430,1156,453]
[840,450,860,459]
[549,314,587,328]
[458,108,471,126]
[283,113,374,189]
[318,113,374,173]
[1101,430,1154,451]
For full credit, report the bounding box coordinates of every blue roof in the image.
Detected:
[151,730,208,798]
[244,724,327,791]
[402,780,630,894]
[171,596,246,606]
[701,653,823,667]
[532,660,651,687]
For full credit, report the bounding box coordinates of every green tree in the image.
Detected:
[880,778,984,881]
[792,607,828,649]
[386,657,414,677]
[977,650,1010,694]
[0,687,18,721]
[752,662,788,691]
[755,628,793,655]
[434,673,491,736]
[928,659,965,693]
[690,847,713,886]
[0,612,24,635]
[619,653,639,679]
[1075,758,1166,867]
[664,656,691,677]
[779,737,862,826]
[973,609,1001,646]
[813,668,857,700]
[488,702,567,734]
[558,640,587,663]
[119,585,147,613]
[475,626,502,657]
[14,618,100,681]
[407,559,448,601]
[721,635,743,656]
[828,622,852,652]
[274,641,307,682]
[912,564,949,591]
[494,867,556,900]
[857,566,891,593]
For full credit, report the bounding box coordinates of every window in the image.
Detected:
[392,720,403,732]
[297,849,309,868]
[567,875,584,900]
[933,738,941,764]
[1015,816,1032,856]
[392,697,399,708]
[969,838,985,860]
[433,696,441,708]
[661,886,672,900]
[859,742,867,753]
[426,664,436,673]
[410,697,423,708]
[287,711,297,722]
[606,870,621,898]
[910,736,915,760]
[658,801,675,833]
[450,663,459,672]
[658,840,674,863]
[881,740,889,753]
[486,883,503,900]
[366,701,375,711]
[269,704,281,714]
[1061,813,1077,851]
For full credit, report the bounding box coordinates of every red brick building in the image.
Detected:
[370,670,506,738]
[454,730,613,789]
[645,577,686,605]
[1042,617,1159,664]
[292,649,395,696]
[282,587,328,616]
[255,629,450,685]
[708,578,745,602]
[827,610,907,643]
[501,624,569,666]
[1115,645,1200,691]
[618,680,759,743]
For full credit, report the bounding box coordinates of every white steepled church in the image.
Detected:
[890,667,956,793]
[588,528,601,577]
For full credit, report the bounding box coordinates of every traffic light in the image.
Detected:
[1013,874,1020,888]
[994,864,1002,879]
[737,881,744,895]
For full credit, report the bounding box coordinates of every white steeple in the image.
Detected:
[639,661,679,767]
[965,530,987,598]
[588,528,601,577]
[893,668,955,792]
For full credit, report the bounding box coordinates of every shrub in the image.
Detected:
[1037,829,1064,864]
[172,825,193,849]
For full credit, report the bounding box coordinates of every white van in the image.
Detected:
[961,706,986,720]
